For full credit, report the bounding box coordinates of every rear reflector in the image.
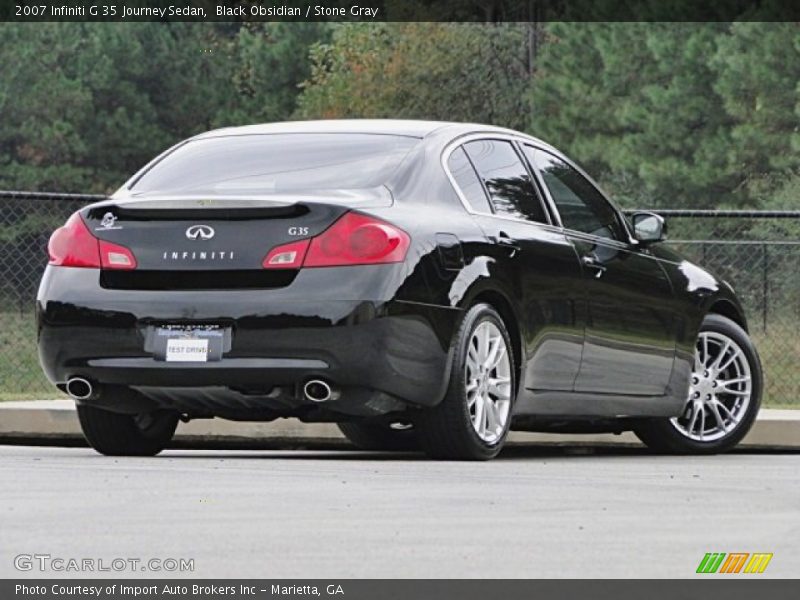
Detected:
[99,240,137,270]
[262,239,310,269]
[48,212,137,270]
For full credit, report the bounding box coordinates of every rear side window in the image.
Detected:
[524,146,626,241]
[463,139,548,224]
[131,133,420,195]
[447,147,492,213]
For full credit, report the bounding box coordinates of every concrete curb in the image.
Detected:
[0,400,798,449]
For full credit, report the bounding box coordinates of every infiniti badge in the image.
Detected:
[186,225,215,240]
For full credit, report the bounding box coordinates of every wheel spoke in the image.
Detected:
[713,400,737,423]
[473,392,485,432]
[466,382,479,409]
[718,388,750,397]
[698,407,706,440]
[485,398,499,433]
[708,401,728,433]
[686,404,700,435]
[718,376,750,389]
[486,338,507,371]
[468,342,480,368]
[717,347,742,373]
[479,325,491,363]
[710,340,731,371]
[487,376,511,399]
[693,350,704,373]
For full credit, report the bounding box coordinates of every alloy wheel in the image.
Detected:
[670,331,753,442]
[465,321,512,443]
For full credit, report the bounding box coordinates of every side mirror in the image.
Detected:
[631,211,666,244]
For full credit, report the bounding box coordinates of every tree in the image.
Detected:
[295,23,535,131]
[531,22,739,208]
[713,21,800,187]
[221,22,331,126]
[0,23,330,193]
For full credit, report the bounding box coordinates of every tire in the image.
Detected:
[417,303,516,460]
[634,313,762,454]
[337,421,418,451]
[77,404,179,457]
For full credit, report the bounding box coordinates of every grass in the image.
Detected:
[751,326,800,409]
[0,310,65,401]
[1,310,797,407]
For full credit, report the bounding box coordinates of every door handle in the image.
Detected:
[582,255,607,278]
[492,232,521,252]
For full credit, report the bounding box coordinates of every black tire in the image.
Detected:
[417,303,516,460]
[634,313,762,454]
[77,404,179,456]
[337,421,418,451]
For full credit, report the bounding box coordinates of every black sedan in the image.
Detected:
[37,120,762,460]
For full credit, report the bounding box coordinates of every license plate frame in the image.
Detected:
[145,324,231,363]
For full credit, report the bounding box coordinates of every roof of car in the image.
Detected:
[195,119,517,140]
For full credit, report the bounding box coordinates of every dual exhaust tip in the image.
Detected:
[303,379,339,403]
[65,377,95,401]
[66,376,338,404]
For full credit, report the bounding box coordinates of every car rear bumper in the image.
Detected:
[37,266,460,419]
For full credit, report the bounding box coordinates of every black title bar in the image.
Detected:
[3,0,800,22]
[5,580,799,600]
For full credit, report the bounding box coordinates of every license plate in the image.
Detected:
[145,324,231,362]
[165,338,209,362]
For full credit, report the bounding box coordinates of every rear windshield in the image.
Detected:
[130,133,420,195]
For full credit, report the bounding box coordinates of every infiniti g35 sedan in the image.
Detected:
[38,120,763,460]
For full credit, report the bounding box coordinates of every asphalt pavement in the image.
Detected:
[1,445,798,578]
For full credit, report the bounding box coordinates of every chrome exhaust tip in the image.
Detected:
[303,379,337,403]
[65,377,94,401]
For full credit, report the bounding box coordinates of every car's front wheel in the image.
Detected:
[77,404,179,456]
[634,313,762,454]
[417,303,515,460]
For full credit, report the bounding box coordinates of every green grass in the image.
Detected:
[0,310,64,401]
[751,326,800,409]
[0,310,797,407]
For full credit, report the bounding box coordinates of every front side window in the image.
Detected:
[463,140,548,224]
[525,146,626,241]
[131,133,420,195]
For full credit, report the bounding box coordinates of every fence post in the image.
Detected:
[762,243,768,334]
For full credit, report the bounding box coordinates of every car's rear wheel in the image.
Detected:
[77,404,179,456]
[417,303,515,460]
[337,421,418,451]
[634,314,762,454]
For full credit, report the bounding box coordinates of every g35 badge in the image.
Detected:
[288,226,309,236]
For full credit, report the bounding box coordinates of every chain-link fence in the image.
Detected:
[650,210,800,408]
[1,192,105,399]
[1,192,798,405]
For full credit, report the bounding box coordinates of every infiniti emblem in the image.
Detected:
[186,225,215,240]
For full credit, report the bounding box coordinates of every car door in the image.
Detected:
[448,138,585,392]
[522,145,677,397]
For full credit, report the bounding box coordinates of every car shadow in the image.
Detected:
[150,442,799,461]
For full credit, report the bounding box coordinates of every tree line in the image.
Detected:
[0,21,797,209]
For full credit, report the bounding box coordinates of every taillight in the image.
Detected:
[48,212,136,270]
[305,213,409,267]
[262,212,410,269]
